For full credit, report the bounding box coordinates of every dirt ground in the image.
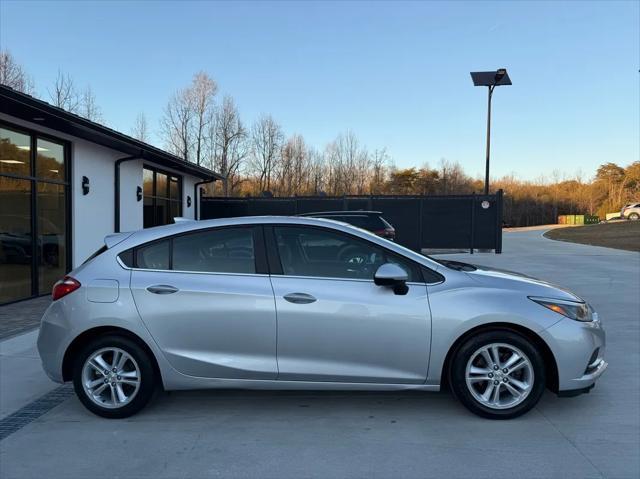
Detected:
[544,220,640,252]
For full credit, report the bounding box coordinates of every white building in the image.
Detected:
[0,85,223,304]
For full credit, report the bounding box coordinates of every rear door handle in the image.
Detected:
[283,292,317,304]
[146,285,179,295]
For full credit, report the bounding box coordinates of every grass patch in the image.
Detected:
[544,221,640,252]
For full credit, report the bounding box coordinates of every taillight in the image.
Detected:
[52,276,81,301]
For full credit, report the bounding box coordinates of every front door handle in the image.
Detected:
[147,284,179,295]
[283,292,317,304]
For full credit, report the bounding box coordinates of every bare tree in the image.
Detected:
[131,112,149,142]
[0,50,34,94]
[249,115,283,193]
[48,70,79,112]
[277,134,307,195]
[79,85,103,122]
[188,72,217,166]
[210,96,247,196]
[160,87,193,161]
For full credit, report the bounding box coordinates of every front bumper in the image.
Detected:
[539,315,607,394]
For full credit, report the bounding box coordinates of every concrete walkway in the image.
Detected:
[0,330,58,419]
[0,296,51,341]
[0,230,638,478]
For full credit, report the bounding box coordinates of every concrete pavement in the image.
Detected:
[0,330,58,419]
[0,229,638,478]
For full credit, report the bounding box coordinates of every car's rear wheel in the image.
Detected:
[72,335,156,418]
[628,213,639,220]
[450,330,546,419]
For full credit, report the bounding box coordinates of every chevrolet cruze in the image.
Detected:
[37,217,607,419]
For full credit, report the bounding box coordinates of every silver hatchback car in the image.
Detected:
[37,217,607,419]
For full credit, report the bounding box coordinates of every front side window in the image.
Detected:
[274,226,418,281]
[173,228,255,274]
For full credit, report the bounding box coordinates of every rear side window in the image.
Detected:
[136,240,169,270]
[128,227,256,274]
[172,228,255,274]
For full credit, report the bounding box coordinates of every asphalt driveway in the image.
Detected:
[1,229,638,479]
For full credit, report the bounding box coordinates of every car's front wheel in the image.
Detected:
[450,330,546,419]
[72,335,156,418]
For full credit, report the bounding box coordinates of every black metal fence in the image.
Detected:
[200,190,503,253]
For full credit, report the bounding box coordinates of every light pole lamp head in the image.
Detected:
[470,69,512,87]
[494,68,507,83]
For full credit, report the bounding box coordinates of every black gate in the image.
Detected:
[200,191,503,253]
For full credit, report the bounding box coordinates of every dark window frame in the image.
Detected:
[0,119,72,304]
[143,164,182,228]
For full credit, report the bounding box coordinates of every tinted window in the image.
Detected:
[274,226,418,281]
[136,240,169,270]
[173,228,255,274]
[36,138,65,181]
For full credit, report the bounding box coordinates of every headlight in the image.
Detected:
[529,297,593,322]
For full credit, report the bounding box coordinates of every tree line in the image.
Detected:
[2,50,637,226]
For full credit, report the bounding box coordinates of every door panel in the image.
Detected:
[131,270,277,379]
[271,276,430,383]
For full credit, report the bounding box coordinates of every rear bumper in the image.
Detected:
[36,301,71,383]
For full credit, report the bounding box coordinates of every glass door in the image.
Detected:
[0,124,69,304]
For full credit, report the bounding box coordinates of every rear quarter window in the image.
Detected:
[135,240,170,270]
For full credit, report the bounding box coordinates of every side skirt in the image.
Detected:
[163,376,441,392]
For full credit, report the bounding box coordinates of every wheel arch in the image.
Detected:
[440,322,559,393]
[62,326,163,387]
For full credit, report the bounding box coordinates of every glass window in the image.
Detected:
[37,182,66,293]
[143,196,155,228]
[0,176,33,303]
[274,226,418,281]
[143,167,182,227]
[0,124,70,305]
[143,169,154,196]
[0,127,31,177]
[36,138,65,181]
[173,228,255,274]
[135,240,169,270]
[169,176,180,201]
[155,172,167,197]
[155,198,169,226]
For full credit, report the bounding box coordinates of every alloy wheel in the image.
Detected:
[81,347,141,409]
[465,343,534,410]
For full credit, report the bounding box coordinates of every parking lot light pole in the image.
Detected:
[470,69,512,195]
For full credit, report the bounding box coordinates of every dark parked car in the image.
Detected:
[299,211,396,240]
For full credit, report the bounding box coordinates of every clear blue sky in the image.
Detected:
[1,0,638,180]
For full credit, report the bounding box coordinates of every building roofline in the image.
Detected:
[0,84,224,181]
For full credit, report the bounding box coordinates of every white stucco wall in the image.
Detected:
[182,175,197,220]
[119,159,144,232]
[1,113,209,269]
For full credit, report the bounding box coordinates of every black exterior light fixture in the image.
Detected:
[470,68,512,195]
[136,186,143,201]
[187,195,192,207]
[82,176,90,195]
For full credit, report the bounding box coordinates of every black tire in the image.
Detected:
[449,330,546,420]
[72,335,156,419]
[629,213,639,220]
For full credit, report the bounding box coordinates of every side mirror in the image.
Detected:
[374,263,409,295]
